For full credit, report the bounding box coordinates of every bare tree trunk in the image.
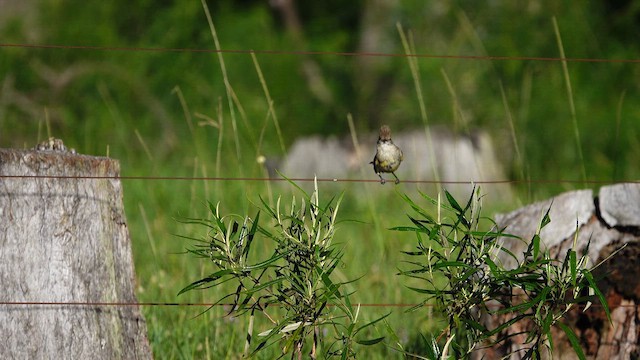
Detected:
[0,142,152,359]
[475,184,640,359]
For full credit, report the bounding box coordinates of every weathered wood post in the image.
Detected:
[0,140,152,359]
[475,184,640,359]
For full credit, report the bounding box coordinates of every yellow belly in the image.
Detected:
[375,143,403,172]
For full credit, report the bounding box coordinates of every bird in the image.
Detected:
[371,125,403,184]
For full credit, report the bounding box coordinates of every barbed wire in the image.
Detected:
[2,42,640,64]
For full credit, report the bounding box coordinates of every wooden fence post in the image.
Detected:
[0,141,152,359]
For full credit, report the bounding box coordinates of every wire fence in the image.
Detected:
[1,41,636,314]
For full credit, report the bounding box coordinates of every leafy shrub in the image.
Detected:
[394,187,610,359]
[179,179,386,358]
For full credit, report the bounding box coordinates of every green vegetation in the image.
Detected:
[178,179,388,358]
[394,188,609,359]
[176,182,610,359]
[1,1,638,358]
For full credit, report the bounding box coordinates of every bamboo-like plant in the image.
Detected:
[178,178,387,359]
[394,187,611,360]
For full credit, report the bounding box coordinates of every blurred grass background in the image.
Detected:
[1,0,640,358]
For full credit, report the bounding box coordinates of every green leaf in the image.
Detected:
[250,315,300,357]
[484,313,527,337]
[540,206,552,229]
[244,252,286,271]
[534,286,552,318]
[465,230,518,239]
[496,242,521,264]
[431,260,470,270]
[461,317,487,333]
[569,250,577,286]
[258,195,278,219]
[243,277,285,294]
[409,215,429,229]
[355,312,391,335]
[495,298,536,316]
[207,201,228,234]
[557,322,586,360]
[457,267,480,283]
[174,218,216,230]
[526,234,541,260]
[484,257,500,275]
[177,268,236,295]
[400,250,425,256]
[389,226,422,232]
[417,190,457,213]
[206,200,218,217]
[445,189,464,212]
[356,336,385,346]
[400,193,436,220]
[583,271,612,324]
[276,170,311,201]
[242,212,260,259]
[406,286,438,294]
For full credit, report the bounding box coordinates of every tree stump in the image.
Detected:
[0,140,152,359]
[475,184,640,359]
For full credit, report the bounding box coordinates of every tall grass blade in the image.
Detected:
[201,0,241,162]
[251,51,286,155]
[397,23,441,192]
[553,16,586,184]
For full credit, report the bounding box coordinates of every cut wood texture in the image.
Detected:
[0,141,152,359]
[475,184,640,359]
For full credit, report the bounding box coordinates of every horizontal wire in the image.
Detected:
[0,301,415,308]
[0,301,618,308]
[2,43,640,63]
[1,174,639,185]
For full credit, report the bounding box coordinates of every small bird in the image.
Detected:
[371,125,403,184]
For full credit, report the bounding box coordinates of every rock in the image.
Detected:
[599,183,640,227]
[277,126,513,202]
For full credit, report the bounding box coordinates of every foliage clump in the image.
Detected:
[394,188,609,360]
[179,179,385,359]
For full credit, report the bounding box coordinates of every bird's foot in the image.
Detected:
[380,178,386,185]
[392,173,400,185]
